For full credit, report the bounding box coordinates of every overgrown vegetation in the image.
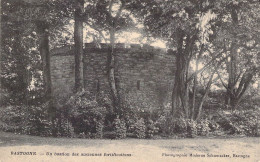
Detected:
[1,90,259,138]
[1,0,260,139]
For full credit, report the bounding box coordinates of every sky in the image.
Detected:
[81,26,167,48]
[21,0,215,49]
[63,8,216,49]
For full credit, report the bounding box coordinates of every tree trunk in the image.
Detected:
[225,6,248,110]
[191,44,204,119]
[191,59,198,119]
[36,21,55,119]
[231,72,254,109]
[74,0,84,92]
[226,42,237,107]
[226,7,238,105]
[195,71,215,120]
[172,30,187,117]
[108,28,120,114]
[172,31,197,118]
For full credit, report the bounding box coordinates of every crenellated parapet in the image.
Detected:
[51,45,74,55]
[51,43,175,56]
[84,43,170,54]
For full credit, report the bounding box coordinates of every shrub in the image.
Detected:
[96,91,113,113]
[232,110,260,136]
[186,120,198,138]
[197,119,210,136]
[65,90,107,138]
[0,105,27,133]
[95,121,104,138]
[132,118,146,139]
[78,132,90,138]
[155,114,188,136]
[113,117,127,139]
[146,119,159,138]
[25,105,53,136]
[155,109,259,137]
[208,120,220,132]
[56,117,75,138]
[174,117,189,135]
[126,113,158,139]
[217,109,260,136]
[155,114,214,137]
[155,114,172,134]
[124,115,136,132]
[0,104,53,136]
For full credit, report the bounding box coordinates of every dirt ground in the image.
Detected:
[0,131,259,162]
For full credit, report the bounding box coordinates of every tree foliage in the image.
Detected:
[1,0,259,137]
[211,0,260,109]
[128,0,260,119]
[83,0,136,115]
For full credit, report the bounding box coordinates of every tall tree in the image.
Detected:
[1,0,40,105]
[212,0,260,109]
[84,0,134,114]
[130,0,222,119]
[1,0,70,118]
[1,21,28,104]
[34,20,52,105]
[74,0,84,92]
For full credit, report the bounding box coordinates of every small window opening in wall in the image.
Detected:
[137,80,141,90]
[96,79,100,92]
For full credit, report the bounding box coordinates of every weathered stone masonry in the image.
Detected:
[51,43,176,111]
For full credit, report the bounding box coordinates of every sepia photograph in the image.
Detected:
[0,0,260,161]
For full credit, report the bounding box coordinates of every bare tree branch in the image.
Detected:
[215,69,229,90]
[115,0,126,18]
[85,22,108,43]
[186,49,225,84]
[195,70,216,121]
[109,0,115,14]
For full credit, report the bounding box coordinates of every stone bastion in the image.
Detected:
[50,43,176,111]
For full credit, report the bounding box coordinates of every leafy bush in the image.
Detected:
[155,114,213,137]
[146,119,159,138]
[132,118,146,139]
[113,117,127,139]
[65,90,107,138]
[25,104,53,136]
[0,104,53,136]
[216,109,260,136]
[235,110,260,136]
[95,121,104,138]
[155,114,173,135]
[186,120,198,138]
[125,111,158,139]
[0,105,27,133]
[124,115,135,131]
[155,114,190,136]
[197,119,210,136]
[56,117,75,138]
[208,120,220,132]
[96,91,113,113]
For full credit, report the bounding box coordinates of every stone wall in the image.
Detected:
[50,46,75,99]
[51,43,176,111]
